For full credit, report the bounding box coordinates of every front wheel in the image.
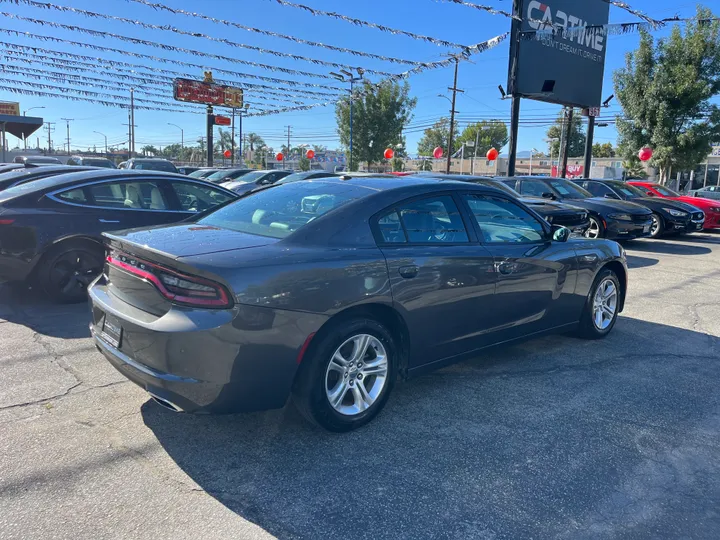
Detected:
[649,213,664,238]
[584,216,604,239]
[577,269,621,340]
[293,318,397,432]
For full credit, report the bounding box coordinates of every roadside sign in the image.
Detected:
[173,78,243,108]
[582,107,601,117]
[214,115,231,126]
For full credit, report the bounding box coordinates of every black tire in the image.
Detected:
[649,213,664,238]
[292,318,398,432]
[36,240,104,303]
[584,216,605,239]
[576,268,621,340]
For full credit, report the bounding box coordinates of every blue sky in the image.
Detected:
[0,0,709,156]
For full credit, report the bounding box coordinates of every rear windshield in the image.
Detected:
[132,160,177,172]
[198,181,372,239]
[549,179,591,199]
[83,159,115,168]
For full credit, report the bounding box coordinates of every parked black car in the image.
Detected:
[13,155,62,165]
[187,168,221,179]
[223,170,293,194]
[440,175,590,235]
[205,168,255,184]
[89,176,627,431]
[503,176,653,240]
[574,179,705,237]
[0,170,237,302]
[177,166,200,175]
[0,165,98,192]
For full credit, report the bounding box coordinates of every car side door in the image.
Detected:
[460,193,579,342]
[374,193,497,369]
[583,181,620,200]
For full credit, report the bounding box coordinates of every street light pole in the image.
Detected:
[167,123,184,149]
[93,131,107,155]
[22,107,45,149]
[529,148,538,175]
[331,69,363,171]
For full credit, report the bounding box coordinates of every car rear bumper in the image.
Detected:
[605,218,653,240]
[88,277,327,414]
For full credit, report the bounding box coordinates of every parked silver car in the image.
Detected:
[689,185,720,200]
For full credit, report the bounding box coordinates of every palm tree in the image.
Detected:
[246,133,265,153]
[141,145,158,157]
[214,129,234,157]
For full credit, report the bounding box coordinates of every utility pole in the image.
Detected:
[206,105,214,167]
[446,57,463,175]
[559,107,573,178]
[44,122,55,154]
[231,108,236,166]
[284,125,292,169]
[471,127,480,175]
[122,111,137,161]
[60,118,73,155]
[129,89,136,158]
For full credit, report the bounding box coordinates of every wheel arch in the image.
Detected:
[302,303,411,379]
[30,234,105,279]
[600,260,627,312]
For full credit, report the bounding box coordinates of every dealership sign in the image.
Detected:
[0,101,20,116]
[173,78,244,108]
[509,0,610,108]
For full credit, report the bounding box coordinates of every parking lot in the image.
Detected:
[1,233,719,540]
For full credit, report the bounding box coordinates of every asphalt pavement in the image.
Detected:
[1,233,719,540]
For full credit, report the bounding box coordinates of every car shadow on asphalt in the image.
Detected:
[625,254,658,269]
[625,240,711,256]
[0,281,90,339]
[141,317,720,539]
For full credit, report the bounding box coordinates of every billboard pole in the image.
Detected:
[207,105,214,167]
[583,114,595,179]
[506,0,522,177]
[446,57,461,175]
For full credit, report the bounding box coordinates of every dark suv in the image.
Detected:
[66,156,117,168]
[118,158,178,173]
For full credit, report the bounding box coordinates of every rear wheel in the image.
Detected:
[584,216,604,239]
[293,318,397,432]
[649,213,664,238]
[577,269,621,339]
[36,241,104,303]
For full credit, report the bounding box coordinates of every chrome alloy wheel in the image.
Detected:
[592,278,618,330]
[650,214,661,237]
[325,334,388,416]
[585,218,601,239]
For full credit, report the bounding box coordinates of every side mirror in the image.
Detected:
[646,191,655,197]
[604,193,619,199]
[542,192,556,200]
[551,224,570,243]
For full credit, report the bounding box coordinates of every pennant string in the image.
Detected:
[435,0,520,21]
[123,0,436,66]
[0,31,347,91]
[271,0,470,49]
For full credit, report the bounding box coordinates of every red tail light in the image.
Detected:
[107,251,233,308]
[0,219,15,225]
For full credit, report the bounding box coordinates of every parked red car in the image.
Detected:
[628,181,720,230]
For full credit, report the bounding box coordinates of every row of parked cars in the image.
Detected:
[1,162,717,431]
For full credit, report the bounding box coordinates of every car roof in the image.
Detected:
[302,174,502,194]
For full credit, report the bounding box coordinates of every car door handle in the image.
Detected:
[98,219,120,223]
[398,265,419,279]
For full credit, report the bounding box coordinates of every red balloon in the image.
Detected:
[276,152,284,161]
[384,148,394,160]
[223,149,232,158]
[486,148,499,161]
[433,146,443,159]
[638,147,653,162]
[306,149,315,160]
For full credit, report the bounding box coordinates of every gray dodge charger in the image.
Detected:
[89,176,628,431]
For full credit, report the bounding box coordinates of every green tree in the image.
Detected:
[245,133,265,153]
[546,110,587,158]
[141,145,159,156]
[456,121,509,157]
[214,128,234,157]
[336,80,416,171]
[391,157,404,172]
[614,8,720,182]
[299,156,311,171]
[417,118,457,157]
[623,157,649,179]
[312,144,327,153]
[592,143,616,158]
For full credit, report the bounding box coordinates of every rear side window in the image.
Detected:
[56,188,87,203]
[198,181,371,239]
[520,179,552,197]
[171,182,236,213]
[377,195,469,245]
[88,181,168,209]
[465,195,545,244]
